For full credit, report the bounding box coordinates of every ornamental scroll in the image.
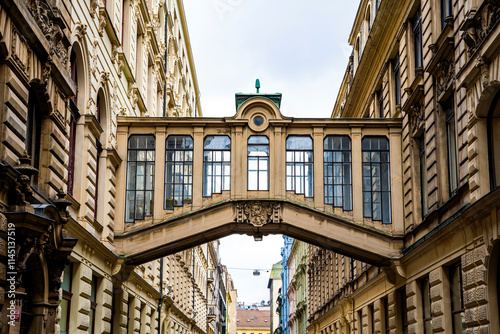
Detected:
[235,201,281,226]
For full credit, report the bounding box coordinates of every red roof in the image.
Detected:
[236,309,271,328]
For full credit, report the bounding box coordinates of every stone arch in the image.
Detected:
[96,77,111,147]
[365,2,372,32]
[70,26,90,113]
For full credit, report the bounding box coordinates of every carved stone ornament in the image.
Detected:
[26,0,68,64]
[98,10,107,37]
[408,103,424,134]
[462,1,500,56]
[436,60,455,97]
[90,0,99,18]
[476,56,490,89]
[235,201,281,226]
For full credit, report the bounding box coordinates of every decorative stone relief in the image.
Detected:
[98,10,107,37]
[25,0,68,64]
[461,2,500,56]
[235,201,281,226]
[91,39,99,75]
[476,56,490,89]
[408,103,424,134]
[90,0,99,18]
[435,60,455,97]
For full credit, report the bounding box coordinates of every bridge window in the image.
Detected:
[125,135,155,223]
[203,135,231,196]
[362,137,391,224]
[248,136,269,191]
[324,136,352,210]
[286,136,313,197]
[165,136,193,209]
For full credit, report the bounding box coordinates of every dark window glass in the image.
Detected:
[450,263,466,334]
[125,135,155,222]
[418,136,428,217]
[378,89,384,118]
[441,0,452,30]
[421,277,433,334]
[89,275,97,334]
[487,93,500,189]
[412,10,423,69]
[324,136,352,209]
[203,135,231,196]
[383,296,390,333]
[392,56,401,106]
[165,136,193,209]
[358,310,364,334]
[60,264,72,334]
[362,137,391,224]
[26,92,42,185]
[444,97,458,193]
[399,288,409,334]
[248,136,269,191]
[286,136,313,197]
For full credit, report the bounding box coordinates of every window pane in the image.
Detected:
[259,171,268,190]
[126,191,135,222]
[343,185,352,210]
[286,136,312,150]
[60,299,69,334]
[127,163,137,190]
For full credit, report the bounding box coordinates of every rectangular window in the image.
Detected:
[412,10,423,70]
[125,135,155,223]
[203,136,231,196]
[444,97,458,193]
[418,136,428,217]
[362,137,391,224]
[399,288,409,334]
[441,0,452,30]
[421,277,433,334]
[358,310,364,334]
[60,264,73,334]
[324,136,352,210]
[378,89,384,118]
[450,263,466,334]
[248,136,269,191]
[286,136,313,197]
[89,275,98,334]
[392,55,401,106]
[383,296,390,333]
[165,136,193,209]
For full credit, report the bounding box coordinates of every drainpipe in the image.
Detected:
[163,3,168,117]
[158,257,164,333]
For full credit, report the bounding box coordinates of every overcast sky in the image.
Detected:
[182,1,360,303]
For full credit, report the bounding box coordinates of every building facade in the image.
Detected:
[306,0,500,334]
[0,0,214,333]
[268,263,282,334]
[236,309,271,334]
[279,236,293,334]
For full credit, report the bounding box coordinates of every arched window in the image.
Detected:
[165,136,193,209]
[248,136,269,191]
[68,50,78,195]
[94,91,105,221]
[324,136,352,210]
[286,136,313,197]
[203,135,231,196]
[362,137,391,224]
[487,92,500,190]
[125,135,155,223]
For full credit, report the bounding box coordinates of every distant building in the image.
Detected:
[236,309,271,334]
[268,262,283,334]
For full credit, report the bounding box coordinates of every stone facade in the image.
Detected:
[0,0,215,333]
[306,0,500,334]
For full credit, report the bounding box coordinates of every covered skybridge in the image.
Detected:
[114,91,404,268]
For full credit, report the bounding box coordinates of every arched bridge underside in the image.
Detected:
[115,200,403,267]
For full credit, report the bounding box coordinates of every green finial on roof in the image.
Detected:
[255,79,260,94]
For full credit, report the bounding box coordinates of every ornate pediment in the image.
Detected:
[235,201,281,226]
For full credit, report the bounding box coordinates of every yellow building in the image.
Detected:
[237,309,271,334]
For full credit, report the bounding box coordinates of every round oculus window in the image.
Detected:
[253,116,264,126]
